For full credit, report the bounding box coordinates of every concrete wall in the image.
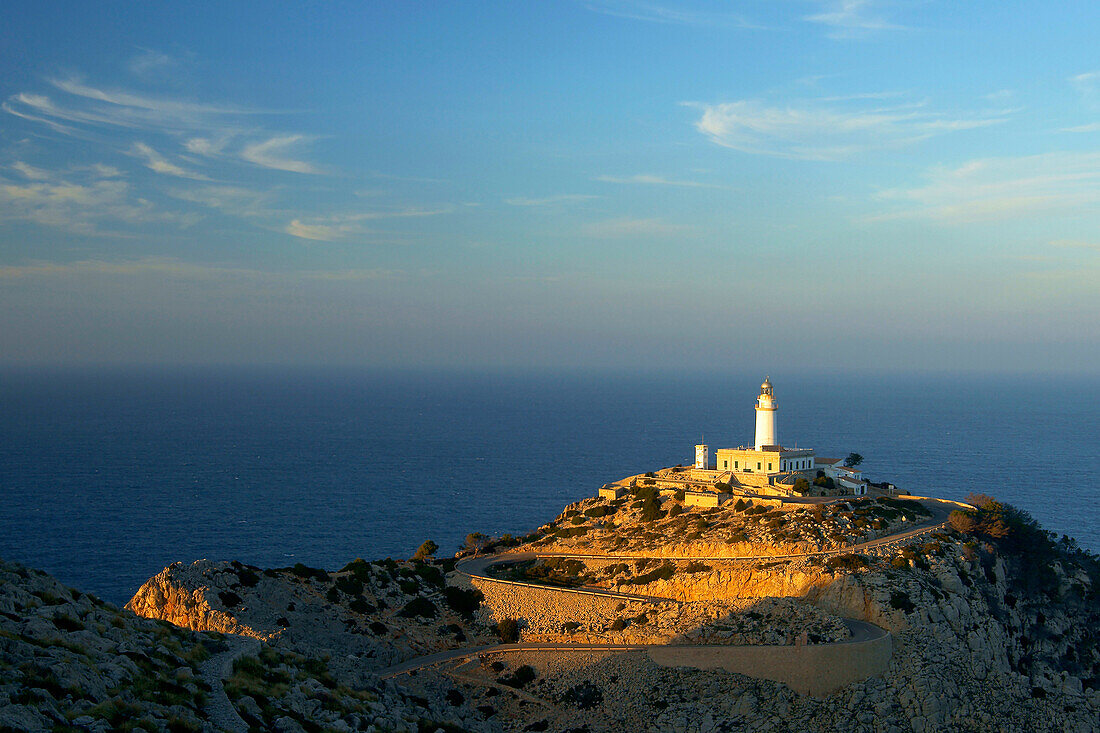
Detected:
[647,631,893,697]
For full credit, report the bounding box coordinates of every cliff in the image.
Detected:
[5,489,1098,732]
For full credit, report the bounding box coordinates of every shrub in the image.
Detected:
[463,533,490,552]
[673,489,685,501]
[584,506,610,518]
[792,478,810,495]
[348,597,376,614]
[563,621,581,633]
[667,504,684,518]
[335,576,364,596]
[640,496,663,522]
[414,563,445,587]
[683,561,711,574]
[558,681,603,710]
[412,539,439,560]
[609,618,627,631]
[52,614,84,632]
[397,597,437,619]
[633,485,659,501]
[497,617,519,643]
[236,569,260,587]
[443,586,483,617]
[825,554,868,572]
[218,591,242,608]
[369,621,388,635]
[290,563,329,582]
[341,558,371,582]
[624,562,675,585]
[734,498,747,512]
[499,664,537,688]
[889,591,915,613]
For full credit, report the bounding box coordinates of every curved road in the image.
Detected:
[382,497,957,679]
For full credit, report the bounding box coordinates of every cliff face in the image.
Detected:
[0,557,497,733]
[126,560,275,640]
[125,556,494,674]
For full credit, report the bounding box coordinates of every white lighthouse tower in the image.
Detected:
[754,377,778,450]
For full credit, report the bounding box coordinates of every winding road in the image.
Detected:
[380,497,962,680]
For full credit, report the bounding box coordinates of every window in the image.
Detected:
[757,462,761,470]
[734,461,738,469]
[768,462,773,471]
[722,460,728,469]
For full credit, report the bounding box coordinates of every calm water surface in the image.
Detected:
[1,368,1097,605]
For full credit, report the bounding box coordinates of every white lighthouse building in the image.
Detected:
[705,377,815,482]
[754,377,778,450]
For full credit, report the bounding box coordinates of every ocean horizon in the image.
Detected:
[2,366,1097,606]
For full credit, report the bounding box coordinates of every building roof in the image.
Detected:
[816,457,843,466]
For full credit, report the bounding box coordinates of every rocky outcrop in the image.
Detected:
[126,560,276,640]
[0,557,497,732]
[125,557,496,674]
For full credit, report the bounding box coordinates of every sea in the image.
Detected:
[1,368,1097,606]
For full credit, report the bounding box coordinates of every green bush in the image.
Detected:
[218,591,242,608]
[443,586,483,618]
[497,617,519,643]
[414,563,445,587]
[667,504,684,518]
[889,591,915,613]
[236,569,261,587]
[341,558,371,582]
[412,539,439,560]
[640,496,663,522]
[734,499,747,512]
[290,563,329,582]
[335,576,364,596]
[397,597,438,619]
[623,562,675,585]
[825,554,868,572]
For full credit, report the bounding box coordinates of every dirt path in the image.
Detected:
[200,635,261,733]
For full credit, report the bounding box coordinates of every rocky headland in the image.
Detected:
[2,488,1098,732]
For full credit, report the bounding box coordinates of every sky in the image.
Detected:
[1,1,1099,373]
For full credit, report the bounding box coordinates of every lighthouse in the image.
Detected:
[754,377,778,450]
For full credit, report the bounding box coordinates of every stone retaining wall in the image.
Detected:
[647,631,893,697]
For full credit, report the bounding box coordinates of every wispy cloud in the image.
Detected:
[580,1,760,29]
[867,152,1100,223]
[0,257,400,281]
[582,217,686,238]
[1062,123,1100,133]
[283,206,456,241]
[131,142,207,179]
[595,174,724,188]
[1050,239,1100,252]
[10,162,50,180]
[1072,70,1100,109]
[504,194,598,206]
[240,135,322,174]
[0,167,197,234]
[804,0,909,39]
[4,76,324,177]
[170,184,276,218]
[688,97,1007,161]
[128,48,180,80]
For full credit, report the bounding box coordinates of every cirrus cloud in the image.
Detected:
[688,97,1008,161]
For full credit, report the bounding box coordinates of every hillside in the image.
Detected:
[2,490,1098,732]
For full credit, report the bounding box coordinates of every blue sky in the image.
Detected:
[1,1,1099,372]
